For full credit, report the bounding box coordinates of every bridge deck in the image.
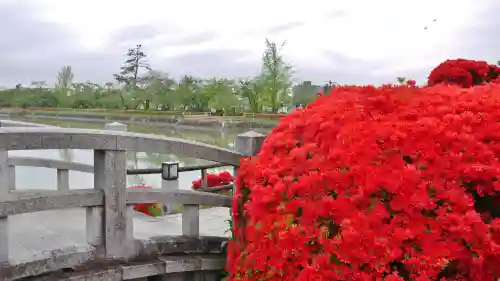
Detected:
[8,207,230,265]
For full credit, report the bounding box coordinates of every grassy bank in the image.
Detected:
[3,107,283,126]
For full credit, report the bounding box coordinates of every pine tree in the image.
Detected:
[113,44,151,108]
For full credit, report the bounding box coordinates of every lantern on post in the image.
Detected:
[161,161,179,181]
[161,161,180,214]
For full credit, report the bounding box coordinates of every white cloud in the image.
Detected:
[17,0,500,83]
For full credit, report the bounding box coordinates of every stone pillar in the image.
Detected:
[161,161,180,215]
[0,119,10,265]
[105,122,131,259]
[235,131,266,157]
[86,122,130,260]
[217,131,266,263]
[0,149,8,265]
[7,164,15,191]
[223,131,266,249]
[95,149,129,259]
[105,122,133,238]
[233,131,266,193]
[57,168,70,191]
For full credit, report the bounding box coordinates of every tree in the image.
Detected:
[0,39,340,113]
[396,77,408,85]
[292,81,320,106]
[54,65,74,107]
[176,75,207,111]
[259,39,293,113]
[113,44,151,109]
[55,66,74,90]
[239,79,263,113]
[11,82,57,108]
[144,70,177,110]
[205,78,239,115]
[71,82,99,108]
[97,84,125,109]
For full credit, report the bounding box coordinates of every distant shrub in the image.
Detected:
[428,59,500,88]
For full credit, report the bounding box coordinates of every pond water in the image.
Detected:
[9,118,270,191]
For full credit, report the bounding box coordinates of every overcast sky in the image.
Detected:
[0,0,498,87]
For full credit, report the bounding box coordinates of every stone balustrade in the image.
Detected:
[0,120,266,281]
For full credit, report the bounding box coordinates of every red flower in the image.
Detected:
[229,83,500,281]
[428,59,500,88]
[406,79,416,87]
[191,171,234,192]
[128,184,162,216]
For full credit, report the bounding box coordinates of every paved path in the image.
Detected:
[8,207,231,264]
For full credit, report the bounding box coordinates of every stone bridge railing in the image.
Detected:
[0,120,266,281]
[6,156,232,194]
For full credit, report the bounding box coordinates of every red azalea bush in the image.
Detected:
[428,59,500,88]
[191,171,234,192]
[229,83,500,281]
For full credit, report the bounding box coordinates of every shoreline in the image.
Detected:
[0,111,278,130]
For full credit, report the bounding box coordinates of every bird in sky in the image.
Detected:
[425,19,437,30]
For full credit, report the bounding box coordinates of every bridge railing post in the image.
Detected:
[235,131,266,157]
[57,168,70,191]
[0,149,9,266]
[7,164,15,191]
[234,130,266,192]
[180,161,239,238]
[162,161,180,215]
[86,122,131,260]
[177,161,200,237]
[229,130,266,226]
[0,120,15,266]
[234,130,266,182]
[200,168,208,190]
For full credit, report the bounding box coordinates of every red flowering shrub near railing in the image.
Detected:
[428,59,500,88]
[191,171,233,193]
[229,83,500,281]
[128,184,163,217]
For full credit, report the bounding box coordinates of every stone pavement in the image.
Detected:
[8,207,231,264]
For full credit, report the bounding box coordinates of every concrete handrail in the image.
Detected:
[6,156,235,192]
[1,189,231,217]
[0,127,243,165]
[8,156,94,173]
[7,156,231,175]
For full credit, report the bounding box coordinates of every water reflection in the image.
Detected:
[11,119,269,191]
